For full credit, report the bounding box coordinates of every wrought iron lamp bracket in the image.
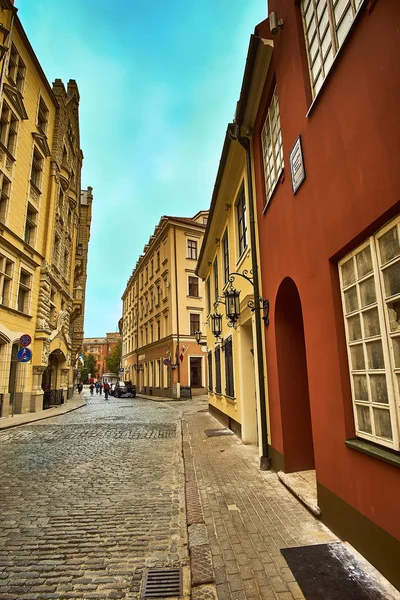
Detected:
[248,298,270,326]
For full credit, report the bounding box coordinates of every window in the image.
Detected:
[223,232,230,285]
[203,216,208,225]
[64,250,70,278]
[301,0,363,97]
[151,260,154,277]
[157,250,160,270]
[206,278,211,316]
[190,313,200,335]
[156,284,161,305]
[150,324,153,342]
[157,320,161,340]
[339,215,400,450]
[17,269,31,313]
[0,255,12,306]
[30,147,44,190]
[213,257,219,302]
[8,44,26,92]
[24,204,37,246]
[0,102,18,155]
[208,351,213,392]
[145,266,148,283]
[215,347,222,394]
[236,187,248,256]
[37,97,49,134]
[0,171,11,222]
[187,239,198,260]
[261,87,284,204]
[188,276,199,297]
[224,336,234,397]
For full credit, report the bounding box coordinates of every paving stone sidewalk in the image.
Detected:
[183,409,400,600]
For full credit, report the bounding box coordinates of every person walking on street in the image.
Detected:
[77,383,83,394]
[104,382,110,400]
[95,381,99,394]
[99,382,103,395]
[89,383,94,395]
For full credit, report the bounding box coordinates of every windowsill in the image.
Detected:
[0,303,32,319]
[345,438,400,468]
[306,0,367,118]
[0,140,16,163]
[30,180,42,196]
[187,257,198,261]
[225,394,236,403]
[187,295,201,300]
[262,169,284,215]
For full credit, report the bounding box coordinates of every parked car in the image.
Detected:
[114,380,136,398]
[110,383,116,396]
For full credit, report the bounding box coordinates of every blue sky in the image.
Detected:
[18,0,266,337]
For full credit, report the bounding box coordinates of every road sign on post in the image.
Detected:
[17,347,32,362]
[19,334,32,347]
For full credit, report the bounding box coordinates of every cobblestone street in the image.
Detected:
[0,391,205,600]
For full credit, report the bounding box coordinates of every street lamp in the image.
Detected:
[210,312,223,339]
[194,330,207,346]
[224,286,241,326]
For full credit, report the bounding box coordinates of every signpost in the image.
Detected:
[19,334,32,347]
[17,347,32,362]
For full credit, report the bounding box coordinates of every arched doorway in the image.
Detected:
[275,278,315,473]
[41,350,65,409]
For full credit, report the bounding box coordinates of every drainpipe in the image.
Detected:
[229,122,270,470]
[173,226,181,383]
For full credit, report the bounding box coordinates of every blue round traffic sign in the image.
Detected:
[19,334,32,347]
[17,347,32,362]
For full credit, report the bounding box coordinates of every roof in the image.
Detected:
[163,216,206,228]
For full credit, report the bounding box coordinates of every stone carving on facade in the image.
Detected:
[36,271,51,332]
[42,339,51,365]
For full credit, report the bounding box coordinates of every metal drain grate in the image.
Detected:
[141,567,182,598]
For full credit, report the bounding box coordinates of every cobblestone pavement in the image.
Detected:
[183,411,400,600]
[0,391,207,600]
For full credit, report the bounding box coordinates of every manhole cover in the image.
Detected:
[141,567,182,598]
[204,428,233,437]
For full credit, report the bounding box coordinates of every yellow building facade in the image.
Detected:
[0,3,91,416]
[196,37,273,455]
[121,212,208,397]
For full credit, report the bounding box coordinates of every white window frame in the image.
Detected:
[261,86,284,206]
[301,0,365,97]
[339,215,400,450]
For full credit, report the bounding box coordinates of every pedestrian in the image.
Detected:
[99,382,103,395]
[77,383,83,394]
[89,383,94,395]
[104,382,110,400]
[95,381,99,394]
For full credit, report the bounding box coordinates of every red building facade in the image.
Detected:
[245,0,400,588]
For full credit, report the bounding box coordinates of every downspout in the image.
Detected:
[229,122,271,470]
[173,226,181,382]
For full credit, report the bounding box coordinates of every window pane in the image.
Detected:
[353,375,368,401]
[359,277,376,307]
[347,314,362,341]
[382,261,400,298]
[373,408,393,440]
[362,307,380,338]
[334,0,350,24]
[341,258,355,287]
[366,340,384,370]
[336,6,354,46]
[344,286,358,313]
[356,404,372,434]
[387,299,400,332]
[356,246,373,278]
[369,374,388,404]
[392,336,400,368]
[379,226,400,264]
[350,344,365,370]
